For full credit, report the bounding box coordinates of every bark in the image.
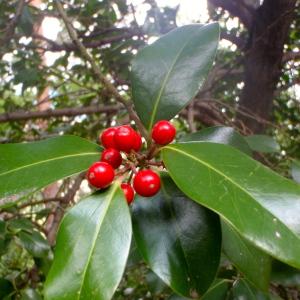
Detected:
[209,0,253,28]
[0,0,26,57]
[0,104,121,123]
[237,0,297,133]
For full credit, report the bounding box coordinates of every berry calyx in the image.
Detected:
[121,183,135,204]
[133,169,161,197]
[151,120,176,145]
[132,131,142,152]
[114,125,136,153]
[100,127,118,149]
[101,148,122,169]
[87,162,114,188]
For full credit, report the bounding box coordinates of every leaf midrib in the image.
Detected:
[148,28,199,130]
[163,145,300,243]
[77,184,118,299]
[0,152,99,177]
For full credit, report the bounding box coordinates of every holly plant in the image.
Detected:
[1,22,300,300]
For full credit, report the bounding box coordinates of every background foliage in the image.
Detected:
[0,0,299,299]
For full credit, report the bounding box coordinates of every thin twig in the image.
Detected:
[0,104,121,123]
[18,198,62,209]
[187,102,196,133]
[54,0,149,142]
[46,172,85,245]
[0,0,26,50]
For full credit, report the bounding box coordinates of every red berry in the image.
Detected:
[133,170,161,197]
[101,148,122,169]
[121,183,135,204]
[151,120,176,145]
[132,131,142,152]
[114,125,136,153]
[100,127,118,149]
[87,162,114,188]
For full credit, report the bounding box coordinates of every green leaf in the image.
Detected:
[0,135,101,201]
[162,142,300,268]
[222,222,271,291]
[132,174,221,298]
[14,68,40,89]
[182,127,270,290]
[18,231,50,258]
[229,279,273,300]
[131,23,219,130]
[271,260,300,288]
[19,6,34,35]
[145,270,169,295]
[126,239,142,267]
[180,126,251,155]
[291,160,300,183]
[35,208,52,220]
[8,218,33,233]
[0,278,14,299]
[44,183,132,300]
[34,251,54,276]
[0,219,5,234]
[202,279,231,300]
[245,134,280,153]
[0,220,7,254]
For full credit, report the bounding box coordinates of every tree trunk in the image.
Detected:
[237,0,296,134]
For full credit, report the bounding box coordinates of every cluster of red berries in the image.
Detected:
[86,120,176,204]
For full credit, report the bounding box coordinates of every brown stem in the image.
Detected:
[127,171,134,183]
[146,160,164,167]
[0,104,121,123]
[54,0,149,142]
[115,165,131,177]
[0,0,26,54]
[46,172,85,245]
[147,143,159,160]
[18,198,62,209]
[129,162,138,174]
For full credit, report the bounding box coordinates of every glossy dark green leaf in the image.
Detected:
[245,134,280,153]
[222,222,271,291]
[132,174,221,298]
[202,279,231,300]
[131,23,219,130]
[44,183,132,300]
[0,135,101,201]
[271,260,300,288]
[126,239,142,267]
[291,160,300,184]
[230,279,274,300]
[180,126,251,156]
[145,270,169,295]
[19,231,50,258]
[182,127,270,290]
[162,142,300,268]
